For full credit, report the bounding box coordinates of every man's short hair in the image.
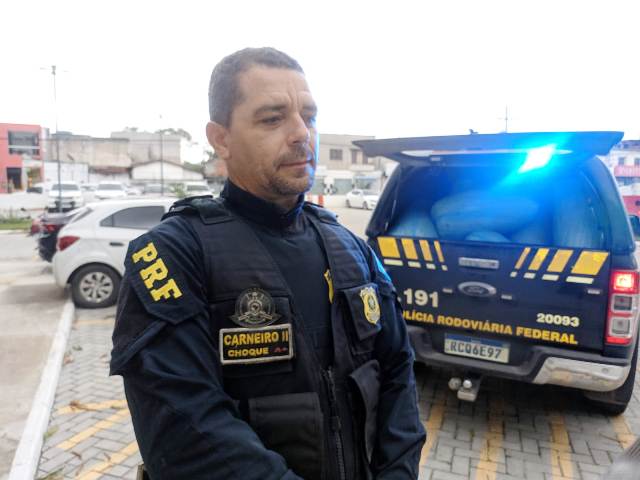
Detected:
[208,47,304,127]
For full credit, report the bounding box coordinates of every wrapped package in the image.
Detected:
[431,190,539,240]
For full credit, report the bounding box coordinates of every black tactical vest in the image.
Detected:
[165,197,384,480]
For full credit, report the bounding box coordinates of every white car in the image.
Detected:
[47,181,85,212]
[346,189,379,210]
[95,181,128,200]
[184,182,213,196]
[52,198,175,308]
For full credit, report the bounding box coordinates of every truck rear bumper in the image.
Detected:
[408,325,631,392]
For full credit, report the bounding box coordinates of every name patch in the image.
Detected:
[219,324,293,365]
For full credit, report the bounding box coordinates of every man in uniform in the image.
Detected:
[111,47,425,480]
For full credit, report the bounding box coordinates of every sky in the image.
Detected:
[1,0,639,153]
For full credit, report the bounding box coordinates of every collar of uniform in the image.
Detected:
[221,180,304,229]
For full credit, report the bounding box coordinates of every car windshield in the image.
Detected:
[363,190,378,195]
[99,184,124,190]
[51,184,80,191]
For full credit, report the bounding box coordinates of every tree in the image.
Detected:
[154,128,192,142]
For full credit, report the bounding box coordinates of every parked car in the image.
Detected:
[81,183,98,192]
[47,182,85,212]
[346,189,379,209]
[27,182,46,194]
[37,208,90,261]
[142,183,163,195]
[95,181,127,200]
[52,198,175,308]
[357,131,639,414]
[126,185,143,196]
[184,182,213,196]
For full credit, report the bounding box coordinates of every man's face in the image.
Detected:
[208,66,318,206]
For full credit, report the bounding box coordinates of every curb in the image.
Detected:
[8,299,75,480]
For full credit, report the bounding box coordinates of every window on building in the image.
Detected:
[329,149,343,161]
[100,206,165,230]
[635,158,640,166]
[351,149,359,164]
[8,131,39,155]
[618,157,626,166]
[362,156,370,165]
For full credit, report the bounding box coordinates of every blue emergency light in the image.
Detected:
[517,145,556,173]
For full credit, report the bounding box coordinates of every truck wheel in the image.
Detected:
[584,340,638,415]
[71,264,121,309]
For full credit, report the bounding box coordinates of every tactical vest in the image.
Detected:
[165,197,385,480]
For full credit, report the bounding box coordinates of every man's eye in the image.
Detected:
[305,116,317,127]
[262,116,281,125]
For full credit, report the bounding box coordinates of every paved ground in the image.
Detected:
[0,233,67,480]
[35,305,640,480]
[36,307,140,480]
[28,205,640,479]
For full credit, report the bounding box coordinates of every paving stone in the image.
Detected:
[431,470,468,480]
[451,456,469,476]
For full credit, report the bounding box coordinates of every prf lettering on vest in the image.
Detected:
[131,241,182,301]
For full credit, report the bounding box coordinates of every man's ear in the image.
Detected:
[206,121,230,160]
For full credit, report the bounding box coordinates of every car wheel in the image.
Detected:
[71,264,120,309]
[363,201,370,210]
[584,339,638,415]
[346,200,351,208]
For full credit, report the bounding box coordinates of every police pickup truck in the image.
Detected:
[356,131,638,414]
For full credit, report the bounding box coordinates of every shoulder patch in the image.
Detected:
[124,233,201,324]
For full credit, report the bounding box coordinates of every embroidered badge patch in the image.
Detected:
[219,324,293,365]
[230,288,281,328]
[360,286,381,325]
[324,269,334,303]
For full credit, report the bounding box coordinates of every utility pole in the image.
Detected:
[500,105,510,133]
[51,65,62,212]
[159,115,164,196]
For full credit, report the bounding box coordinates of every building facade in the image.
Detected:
[0,123,45,193]
[602,139,640,195]
[311,134,392,194]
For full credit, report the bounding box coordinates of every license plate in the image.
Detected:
[444,334,510,363]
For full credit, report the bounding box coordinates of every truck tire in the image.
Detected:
[584,340,638,415]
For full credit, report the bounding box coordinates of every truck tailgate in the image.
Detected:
[374,236,611,353]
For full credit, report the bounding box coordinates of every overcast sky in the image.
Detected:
[2,0,639,150]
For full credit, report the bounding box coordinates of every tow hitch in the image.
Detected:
[448,374,483,402]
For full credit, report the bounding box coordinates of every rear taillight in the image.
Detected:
[57,235,79,251]
[42,223,58,234]
[606,270,639,345]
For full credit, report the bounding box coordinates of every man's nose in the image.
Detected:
[289,114,311,145]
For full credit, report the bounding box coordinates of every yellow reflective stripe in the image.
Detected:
[433,241,445,263]
[547,249,573,273]
[378,237,400,258]
[528,248,550,271]
[515,247,531,270]
[419,240,433,262]
[571,251,609,276]
[401,238,419,260]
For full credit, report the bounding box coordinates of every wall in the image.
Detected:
[111,130,182,164]
[43,161,90,184]
[52,134,131,168]
[131,161,203,181]
[0,123,43,192]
